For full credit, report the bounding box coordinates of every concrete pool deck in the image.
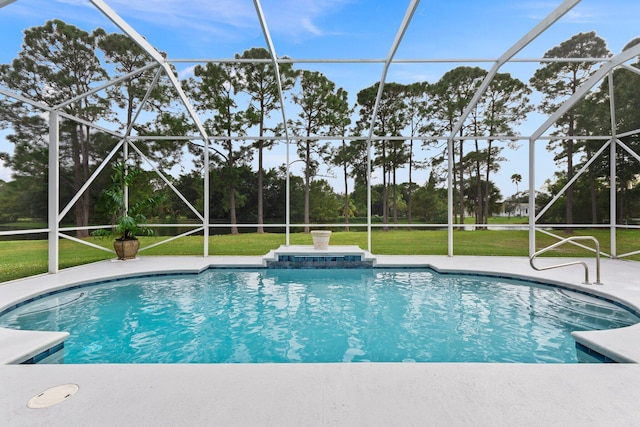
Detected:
[1,254,640,426]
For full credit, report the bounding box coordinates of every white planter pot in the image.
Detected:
[310,230,332,250]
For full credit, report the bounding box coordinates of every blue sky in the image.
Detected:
[1,0,639,195]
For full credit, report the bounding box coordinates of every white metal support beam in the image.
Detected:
[365,0,420,252]
[447,138,454,256]
[617,139,640,163]
[54,62,158,110]
[534,138,611,220]
[121,67,163,215]
[57,111,124,138]
[618,127,640,138]
[90,1,163,62]
[128,141,204,222]
[58,139,125,222]
[0,0,17,8]
[620,63,640,76]
[528,137,536,256]
[449,0,581,139]
[527,44,640,257]
[48,111,59,273]
[253,0,293,245]
[89,0,212,256]
[531,43,640,141]
[124,68,163,138]
[88,1,210,139]
[608,71,618,258]
[0,87,52,112]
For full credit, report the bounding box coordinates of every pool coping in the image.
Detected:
[2,254,640,426]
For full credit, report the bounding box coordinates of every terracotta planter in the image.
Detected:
[310,230,332,250]
[113,238,140,260]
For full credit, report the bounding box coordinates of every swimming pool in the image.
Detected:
[1,268,637,363]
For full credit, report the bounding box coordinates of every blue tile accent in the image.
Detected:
[21,342,65,365]
[575,342,618,363]
[2,264,638,321]
[267,254,373,269]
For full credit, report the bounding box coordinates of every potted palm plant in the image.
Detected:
[93,163,161,260]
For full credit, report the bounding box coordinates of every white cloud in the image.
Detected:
[3,0,356,54]
[102,0,258,33]
[249,0,355,40]
[3,0,257,38]
[178,65,197,80]
[562,9,597,24]
[514,1,597,23]
[300,16,322,37]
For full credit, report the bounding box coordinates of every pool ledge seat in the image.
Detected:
[572,323,640,363]
[0,327,69,365]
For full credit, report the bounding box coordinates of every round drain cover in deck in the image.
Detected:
[28,384,79,409]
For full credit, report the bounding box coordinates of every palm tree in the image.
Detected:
[511,173,522,196]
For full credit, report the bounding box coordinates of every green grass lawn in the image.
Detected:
[1,229,638,283]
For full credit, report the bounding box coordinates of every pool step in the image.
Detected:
[0,328,68,365]
[263,245,376,269]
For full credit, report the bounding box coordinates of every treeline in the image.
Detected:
[1,20,639,235]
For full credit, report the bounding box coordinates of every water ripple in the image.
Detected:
[1,269,637,364]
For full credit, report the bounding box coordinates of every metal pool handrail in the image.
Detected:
[530,236,603,285]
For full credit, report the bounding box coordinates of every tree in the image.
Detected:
[463,179,502,219]
[308,179,341,223]
[356,82,409,228]
[607,38,640,223]
[503,195,517,219]
[403,81,431,225]
[530,31,610,229]
[0,112,49,212]
[96,31,180,169]
[187,62,252,234]
[235,48,296,233]
[0,20,109,237]
[290,70,346,233]
[412,172,448,224]
[327,88,355,230]
[0,176,47,222]
[479,72,531,223]
[511,173,522,195]
[430,66,486,224]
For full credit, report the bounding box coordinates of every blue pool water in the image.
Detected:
[1,269,638,363]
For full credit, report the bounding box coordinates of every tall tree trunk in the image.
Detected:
[589,171,597,224]
[587,148,597,224]
[229,182,238,235]
[382,140,388,231]
[617,184,625,224]
[342,140,350,232]
[73,124,90,238]
[458,136,465,226]
[227,134,238,235]
[566,131,574,232]
[451,142,458,224]
[474,138,482,225]
[392,164,398,224]
[304,140,311,233]
[483,140,493,226]
[257,107,265,233]
[566,78,577,232]
[407,139,413,228]
[257,139,264,234]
